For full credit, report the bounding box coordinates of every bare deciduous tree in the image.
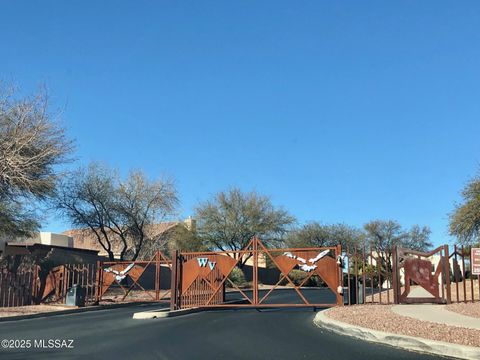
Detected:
[117,170,179,260]
[364,219,432,272]
[54,163,178,261]
[0,200,39,237]
[0,85,72,236]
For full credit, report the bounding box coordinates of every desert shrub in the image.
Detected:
[228,267,246,287]
[288,270,308,285]
[309,274,324,287]
[278,269,309,286]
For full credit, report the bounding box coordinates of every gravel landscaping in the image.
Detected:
[446,302,480,318]
[450,280,480,302]
[326,304,480,347]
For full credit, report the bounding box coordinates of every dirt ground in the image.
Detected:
[363,280,480,304]
[0,304,75,318]
[326,304,480,347]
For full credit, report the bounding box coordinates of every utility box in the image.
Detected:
[65,284,86,307]
[357,282,364,304]
[343,277,364,305]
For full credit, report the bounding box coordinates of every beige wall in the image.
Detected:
[37,232,74,247]
[1,232,74,251]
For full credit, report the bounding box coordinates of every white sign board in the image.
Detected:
[472,248,480,276]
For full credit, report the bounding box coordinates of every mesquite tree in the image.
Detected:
[286,222,364,251]
[194,188,295,266]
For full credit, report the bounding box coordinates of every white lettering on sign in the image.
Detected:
[197,258,209,267]
[472,248,480,276]
[197,257,216,270]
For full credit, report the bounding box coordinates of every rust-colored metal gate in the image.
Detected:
[170,237,343,310]
[0,266,38,307]
[393,245,451,304]
[98,251,171,303]
[44,263,98,304]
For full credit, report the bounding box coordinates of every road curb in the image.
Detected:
[132,299,250,319]
[133,307,202,319]
[0,301,160,323]
[314,309,480,360]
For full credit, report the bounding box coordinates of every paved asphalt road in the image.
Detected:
[225,287,338,304]
[0,295,448,360]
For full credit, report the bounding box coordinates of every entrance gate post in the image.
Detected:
[392,246,399,304]
[170,250,179,310]
[444,245,452,304]
[253,237,259,305]
[336,244,343,306]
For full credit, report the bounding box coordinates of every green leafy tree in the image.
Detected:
[194,188,295,266]
[286,222,364,251]
[167,225,206,254]
[449,174,480,246]
[135,222,204,260]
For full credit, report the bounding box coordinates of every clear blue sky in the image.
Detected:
[2,1,480,246]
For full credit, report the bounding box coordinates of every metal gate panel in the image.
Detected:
[393,245,451,304]
[170,237,343,309]
[98,251,171,303]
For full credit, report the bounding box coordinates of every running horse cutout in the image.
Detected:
[395,246,449,304]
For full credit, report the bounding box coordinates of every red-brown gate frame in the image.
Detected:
[393,245,451,304]
[170,237,343,310]
[97,251,171,303]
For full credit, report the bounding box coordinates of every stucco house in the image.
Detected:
[62,218,197,260]
[0,232,100,265]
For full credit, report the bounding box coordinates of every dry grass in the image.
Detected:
[100,289,170,303]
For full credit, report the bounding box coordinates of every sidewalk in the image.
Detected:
[392,304,480,330]
[314,309,480,360]
[314,304,480,359]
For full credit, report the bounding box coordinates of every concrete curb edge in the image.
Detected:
[314,309,480,360]
[132,307,202,319]
[132,299,250,319]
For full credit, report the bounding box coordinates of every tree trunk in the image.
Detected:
[108,251,115,261]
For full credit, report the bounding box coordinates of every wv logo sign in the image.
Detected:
[197,257,216,270]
